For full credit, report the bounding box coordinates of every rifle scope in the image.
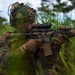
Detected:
[32,24,51,29]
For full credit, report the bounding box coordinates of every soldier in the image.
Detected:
[0,2,69,75]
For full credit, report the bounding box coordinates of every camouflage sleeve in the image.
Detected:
[0,32,26,68]
[51,33,68,54]
[0,33,9,67]
[48,33,68,65]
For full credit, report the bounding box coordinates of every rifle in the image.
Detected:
[10,24,75,56]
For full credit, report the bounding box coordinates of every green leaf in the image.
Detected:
[4,25,16,32]
[0,25,16,36]
[0,27,7,35]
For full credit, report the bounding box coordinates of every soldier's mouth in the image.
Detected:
[28,22,35,30]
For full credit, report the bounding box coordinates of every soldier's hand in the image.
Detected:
[53,33,68,45]
[22,39,42,52]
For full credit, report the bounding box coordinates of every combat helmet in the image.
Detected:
[8,2,36,32]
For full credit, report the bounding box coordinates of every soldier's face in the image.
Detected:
[15,8,36,32]
[15,15,35,32]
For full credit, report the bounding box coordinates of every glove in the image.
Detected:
[51,33,69,58]
[51,33,69,54]
[53,33,68,46]
[22,39,42,52]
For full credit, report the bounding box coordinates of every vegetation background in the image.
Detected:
[0,0,75,75]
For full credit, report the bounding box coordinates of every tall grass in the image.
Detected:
[36,12,75,75]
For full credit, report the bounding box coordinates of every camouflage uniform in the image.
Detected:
[0,2,69,75]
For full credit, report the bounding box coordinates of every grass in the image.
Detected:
[36,12,75,75]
